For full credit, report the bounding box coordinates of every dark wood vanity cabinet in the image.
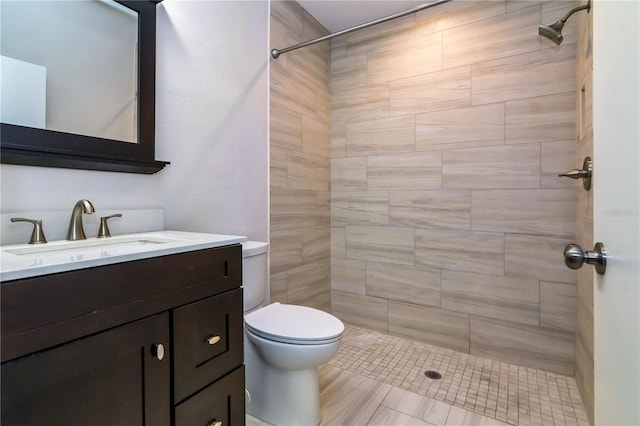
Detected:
[0,244,245,426]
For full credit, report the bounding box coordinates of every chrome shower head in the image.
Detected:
[538,0,590,45]
[538,20,565,45]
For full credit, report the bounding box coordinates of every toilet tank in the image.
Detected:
[242,241,269,313]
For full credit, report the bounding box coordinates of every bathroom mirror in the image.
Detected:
[0,0,168,174]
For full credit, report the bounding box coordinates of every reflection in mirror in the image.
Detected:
[1,0,139,143]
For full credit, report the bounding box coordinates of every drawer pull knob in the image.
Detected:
[205,335,221,345]
[206,420,222,426]
[151,343,165,361]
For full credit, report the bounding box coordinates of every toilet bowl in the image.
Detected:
[242,241,344,426]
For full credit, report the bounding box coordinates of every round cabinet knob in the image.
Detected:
[151,343,165,361]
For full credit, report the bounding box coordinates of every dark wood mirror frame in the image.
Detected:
[0,0,169,174]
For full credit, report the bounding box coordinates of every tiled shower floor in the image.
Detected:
[323,324,589,426]
[248,324,589,426]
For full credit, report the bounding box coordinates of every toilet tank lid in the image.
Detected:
[242,241,269,257]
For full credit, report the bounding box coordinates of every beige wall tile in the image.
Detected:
[333,84,389,125]
[270,227,303,275]
[346,225,415,266]
[470,317,575,375]
[472,45,576,105]
[331,226,346,258]
[541,140,577,188]
[310,291,332,313]
[332,290,389,332]
[367,262,441,308]
[287,258,330,305]
[331,53,368,93]
[390,66,472,116]
[416,1,506,35]
[332,257,366,295]
[331,123,346,158]
[416,103,505,152]
[368,32,443,84]
[505,92,576,144]
[302,115,330,157]
[288,50,329,101]
[367,151,442,190]
[271,66,318,117]
[505,233,577,284]
[287,151,329,191]
[346,14,416,56]
[316,87,331,124]
[505,1,543,13]
[541,281,576,333]
[302,225,330,263]
[316,190,330,207]
[270,146,288,190]
[415,229,504,276]
[331,191,390,226]
[271,189,327,231]
[390,190,471,230]
[347,115,415,156]
[442,143,541,189]
[471,189,576,238]
[331,156,367,191]
[389,301,470,353]
[443,7,541,69]
[442,270,539,326]
[271,106,303,151]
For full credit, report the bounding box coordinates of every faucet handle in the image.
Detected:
[97,214,122,238]
[11,217,48,244]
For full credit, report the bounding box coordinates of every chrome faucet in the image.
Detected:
[67,199,95,240]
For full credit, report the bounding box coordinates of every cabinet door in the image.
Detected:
[1,313,170,426]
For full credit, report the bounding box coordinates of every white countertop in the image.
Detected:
[0,231,247,282]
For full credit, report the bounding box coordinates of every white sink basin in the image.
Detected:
[4,235,182,260]
[1,231,247,282]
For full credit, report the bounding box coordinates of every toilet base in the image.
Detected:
[245,334,321,426]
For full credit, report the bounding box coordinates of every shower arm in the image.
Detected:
[270,0,452,59]
[558,1,591,24]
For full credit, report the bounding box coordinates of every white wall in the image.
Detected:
[155,0,269,241]
[0,0,269,243]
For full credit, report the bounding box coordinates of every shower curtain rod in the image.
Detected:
[270,0,451,59]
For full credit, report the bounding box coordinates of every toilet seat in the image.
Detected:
[245,303,344,345]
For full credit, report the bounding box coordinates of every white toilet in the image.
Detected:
[242,241,344,426]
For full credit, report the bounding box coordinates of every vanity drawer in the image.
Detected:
[173,288,243,403]
[174,365,245,426]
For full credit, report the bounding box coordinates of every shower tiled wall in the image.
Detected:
[330,1,580,375]
[574,6,594,424]
[269,1,332,310]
